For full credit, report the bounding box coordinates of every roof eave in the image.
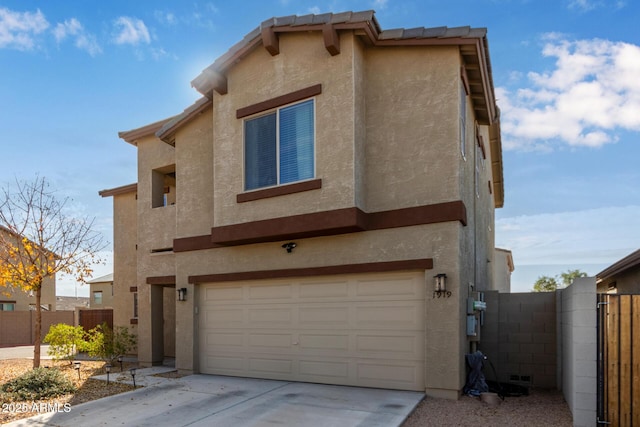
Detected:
[99,183,137,198]
[597,249,640,279]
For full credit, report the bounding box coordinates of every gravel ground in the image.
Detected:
[402,389,573,426]
[1,358,573,426]
[0,358,135,425]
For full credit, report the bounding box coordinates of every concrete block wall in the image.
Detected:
[559,277,596,427]
[480,291,557,389]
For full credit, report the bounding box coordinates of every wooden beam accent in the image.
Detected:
[323,23,340,56]
[146,276,176,285]
[189,258,433,284]
[261,26,280,56]
[237,84,322,119]
[237,179,322,203]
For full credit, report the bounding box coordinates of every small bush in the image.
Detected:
[83,323,136,362]
[1,368,76,401]
[44,323,87,363]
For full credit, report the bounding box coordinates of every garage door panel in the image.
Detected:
[248,308,293,324]
[248,284,294,300]
[204,355,245,373]
[299,360,349,378]
[203,286,244,302]
[299,281,349,298]
[299,333,349,351]
[355,303,423,329]
[249,357,293,374]
[205,308,244,324]
[248,333,293,348]
[356,334,423,357]
[298,306,349,324]
[199,271,425,391]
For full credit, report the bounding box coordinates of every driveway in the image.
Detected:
[5,369,424,427]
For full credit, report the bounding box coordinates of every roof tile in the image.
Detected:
[292,13,315,26]
[442,26,472,38]
[421,26,448,38]
[378,28,404,40]
[402,27,425,39]
[330,11,352,24]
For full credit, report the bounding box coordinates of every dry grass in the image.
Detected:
[0,358,136,425]
[402,389,573,427]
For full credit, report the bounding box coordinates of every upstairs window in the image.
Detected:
[93,291,103,305]
[244,99,315,191]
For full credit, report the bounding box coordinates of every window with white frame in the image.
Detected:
[244,99,315,191]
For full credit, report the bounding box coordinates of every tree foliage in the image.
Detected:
[83,323,137,362]
[533,269,588,292]
[44,323,87,363]
[0,176,105,367]
[533,275,559,292]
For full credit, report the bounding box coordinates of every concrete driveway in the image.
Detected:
[5,370,424,427]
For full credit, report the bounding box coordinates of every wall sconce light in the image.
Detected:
[282,242,297,253]
[177,288,187,301]
[434,273,447,292]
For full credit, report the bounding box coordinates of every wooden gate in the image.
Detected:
[598,294,640,426]
[78,309,113,332]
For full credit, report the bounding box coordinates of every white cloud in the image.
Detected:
[496,205,640,265]
[53,18,101,56]
[373,0,389,9]
[154,10,177,26]
[498,36,640,150]
[0,7,49,50]
[568,0,627,12]
[113,16,150,45]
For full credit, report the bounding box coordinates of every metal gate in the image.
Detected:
[598,294,640,426]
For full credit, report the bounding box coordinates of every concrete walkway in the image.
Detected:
[5,369,424,427]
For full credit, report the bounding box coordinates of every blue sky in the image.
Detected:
[1,0,639,295]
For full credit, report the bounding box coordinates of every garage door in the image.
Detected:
[199,271,425,391]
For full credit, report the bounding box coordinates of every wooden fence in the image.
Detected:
[598,294,640,426]
[78,308,113,332]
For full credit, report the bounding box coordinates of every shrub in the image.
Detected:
[44,323,87,363]
[1,368,76,401]
[83,322,136,362]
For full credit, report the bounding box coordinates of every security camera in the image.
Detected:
[282,242,297,253]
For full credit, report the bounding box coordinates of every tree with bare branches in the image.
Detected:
[0,176,105,367]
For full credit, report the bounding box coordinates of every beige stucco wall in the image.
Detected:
[89,281,114,308]
[493,249,513,293]
[213,32,358,226]
[112,190,138,347]
[0,275,56,311]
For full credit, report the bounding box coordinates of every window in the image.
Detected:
[0,302,15,311]
[152,164,176,208]
[244,99,315,191]
[93,291,103,305]
[460,81,467,158]
[133,292,138,318]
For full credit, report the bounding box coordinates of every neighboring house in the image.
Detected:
[597,249,640,293]
[88,273,114,308]
[55,296,90,311]
[492,248,514,293]
[0,226,57,311]
[100,11,505,399]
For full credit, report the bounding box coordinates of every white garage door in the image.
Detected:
[198,271,425,391]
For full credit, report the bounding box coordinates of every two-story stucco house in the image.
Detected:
[100,11,505,398]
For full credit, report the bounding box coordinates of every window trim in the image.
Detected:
[237,84,322,119]
[242,97,317,192]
